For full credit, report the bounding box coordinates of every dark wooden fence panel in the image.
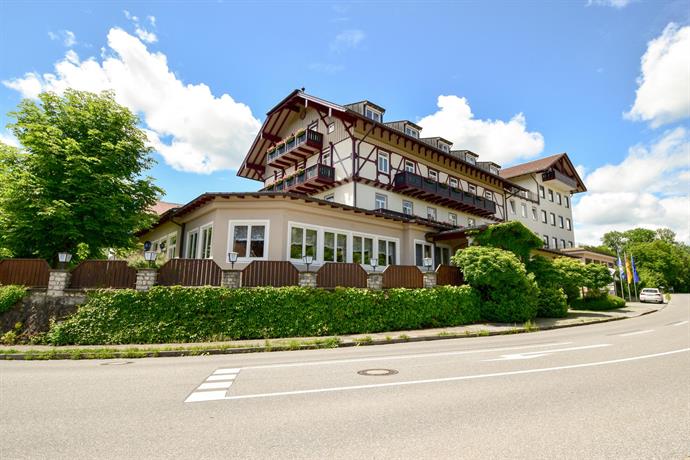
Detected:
[317,263,367,288]
[242,261,298,287]
[382,265,423,289]
[157,259,222,286]
[70,260,136,289]
[0,259,51,287]
[435,264,464,286]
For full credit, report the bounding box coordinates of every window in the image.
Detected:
[439,143,450,153]
[558,216,564,228]
[378,151,389,173]
[200,225,213,259]
[322,151,330,165]
[327,122,335,133]
[509,200,516,214]
[402,200,413,215]
[552,237,558,249]
[231,223,266,259]
[404,126,419,138]
[449,213,458,226]
[568,241,573,248]
[365,107,381,122]
[375,193,387,210]
[427,207,437,221]
[550,213,556,226]
[521,203,527,218]
[353,236,374,264]
[561,239,566,249]
[428,169,438,181]
[489,165,499,175]
[539,185,545,198]
[404,160,415,173]
[466,155,476,165]
[566,218,571,230]
[543,235,549,248]
[167,234,177,259]
[187,231,199,258]
[468,217,476,227]
[548,189,554,202]
[323,231,347,263]
[468,184,476,194]
[541,210,547,223]
[449,177,459,188]
[556,192,562,205]
[290,226,318,260]
[324,194,335,202]
[564,196,570,208]
[378,239,397,266]
[415,242,433,267]
[485,191,492,199]
[531,208,537,221]
[435,246,451,266]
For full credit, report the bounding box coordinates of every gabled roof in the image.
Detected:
[500,153,586,193]
[150,201,181,215]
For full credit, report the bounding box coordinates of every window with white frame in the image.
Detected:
[541,210,547,223]
[404,160,415,173]
[521,203,527,218]
[378,151,389,173]
[439,143,450,153]
[485,191,492,199]
[290,225,318,260]
[556,192,562,205]
[468,217,476,227]
[322,151,330,165]
[550,212,556,226]
[566,218,571,230]
[568,241,573,248]
[509,200,516,214]
[323,231,347,262]
[531,207,538,221]
[187,231,199,258]
[558,216,564,228]
[552,237,558,249]
[539,185,545,198]
[377,239,397,266]
[427,206,437,221]
[435,246,451,266]
[428,169,438,181]
[230,223,267,259]
[564,196,570,208]
[404,126,419,138]
[449,213,458,226]
[466,155,476,165]
[415,241,433,267]
[561,239,566,249]
[352,235,374,264]
[468,184,476,194]
[449,177,459,188]
[548,189,554,202]
[365,107,381,122]
[327,122,335,133]
[543,235,549,248]
[489,165,499,175]
[375,193,387,210]
[402,200,413,215]
[200,225,213,259]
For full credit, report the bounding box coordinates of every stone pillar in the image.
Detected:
[135,268,157,292]
[47,270,71,297]
[221,270,242,289]
[367,272,383,290]
[423,271,437,288]
[298,271,317,288]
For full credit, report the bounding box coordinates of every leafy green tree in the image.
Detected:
[583,263,613,295]
[471,221,543,262]
[0,90,162,264]
[552,257,586,303]
[655,228,676,244]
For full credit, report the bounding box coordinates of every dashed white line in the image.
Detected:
[206,374,238,381]
[185,391,230,403]
[619,330,654,337]
[198,381,234,390]
[671,321,688,327]
[483,344,611,362]
[185,368,241,403]
[214,368,241,374]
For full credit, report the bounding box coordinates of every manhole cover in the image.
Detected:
[99,361,133,366]
[357,368,398,376]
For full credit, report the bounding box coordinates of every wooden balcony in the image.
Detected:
[267,129,324,168]
[264,164,335,194]
[393,171,497,217]
[542,168,578,190]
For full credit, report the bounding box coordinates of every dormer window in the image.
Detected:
[365,107,382,122]
[404,126,419,138]
[439,143,450,153]
[490,165,499,175]
[466,155,476,165]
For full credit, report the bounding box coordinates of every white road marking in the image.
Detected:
[198,381,234,390]
[241,341,573,371]
[220,348,689,402]
[185,391,229,403]
[619,330,654,337]
[671,321,688,327]
[185,368,241,403]
[483,344,611,362]
[206,374,238,381]
[214,368,242,374]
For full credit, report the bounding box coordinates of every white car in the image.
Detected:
[639,288,664,303]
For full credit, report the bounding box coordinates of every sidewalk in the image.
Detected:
[0,301,664,360]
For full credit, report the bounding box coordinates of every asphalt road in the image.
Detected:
[1,295,689,460]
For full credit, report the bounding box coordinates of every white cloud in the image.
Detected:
[48,30,77,47]
[2,28,261,174]
[134,26,157,43]
[625,23,690,128]
[147,15,156,26]
[574,128,690,244]
[330,29,365,52]
[416,95,545,165]
[123,10,158,44]
[586,0,633,8]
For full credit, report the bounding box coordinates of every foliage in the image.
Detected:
[471,221,544,262]
[571,294,626,311]
[452,246,538,322]
[583,263,613,292]
[536,286,569,318]
[0,90,163,265]
[44,286,481,345]
[552,257,586,304]
[0,285,27,314]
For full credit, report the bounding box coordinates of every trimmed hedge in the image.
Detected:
[45,285,481,345]
[571,294,626,311]
[0,285,27,315]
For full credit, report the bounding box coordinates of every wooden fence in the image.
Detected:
[435,265,464,286]
[70,260,137,289]
[317,263,368,288]
[0,259,51,287]
[382,265,423,289]
[157,259,222,286]
[242,261,299,287]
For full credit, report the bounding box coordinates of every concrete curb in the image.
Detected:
[0,306,663,361]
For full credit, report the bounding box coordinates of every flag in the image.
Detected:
[625,255,633,284]
[617,251,625,281]
[631,255,640,284]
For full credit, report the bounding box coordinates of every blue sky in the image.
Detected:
[1,0,688,243]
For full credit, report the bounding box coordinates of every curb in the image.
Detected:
[0,307,663,361]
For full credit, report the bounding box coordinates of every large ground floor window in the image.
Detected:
[229,221,268,259]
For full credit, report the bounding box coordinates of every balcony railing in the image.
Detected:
[393,171,497,217]
[542,168,578,190]
[264,164,335,193]
[267,129,324,167]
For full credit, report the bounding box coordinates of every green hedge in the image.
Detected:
[536,286,569,318]
[45,285,481,345]
[571,294,626,311]
[0,285,27,314]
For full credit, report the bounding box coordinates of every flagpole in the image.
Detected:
[616,248,626,299]
[624,251,632,301]
[631,254,639,301]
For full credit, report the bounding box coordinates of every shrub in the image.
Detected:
[583,263,613,293]
[452,246,538,322]
[471,221,543,262]
[552,257,586,304]
[45,285,481,345]
[537,286,569,318]
[0,285,27,314]
[571,294,626,311]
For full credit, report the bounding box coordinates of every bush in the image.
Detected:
[537,286,569,318]
[552,257,586,304]
[583,263,613,293]
[452,246,538,323]
[571,294,626,311]
[45,285,481,345]
[471,221,544,262]
[0,285,27,314]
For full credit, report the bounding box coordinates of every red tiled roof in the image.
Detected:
[150,201,181,215]
[499,153,565,179]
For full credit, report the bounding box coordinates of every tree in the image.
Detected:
[552,257,586,303]
[583,263,613,294]
[471,221,543,262]
[0,90,162,264]
[655,228,676,243]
